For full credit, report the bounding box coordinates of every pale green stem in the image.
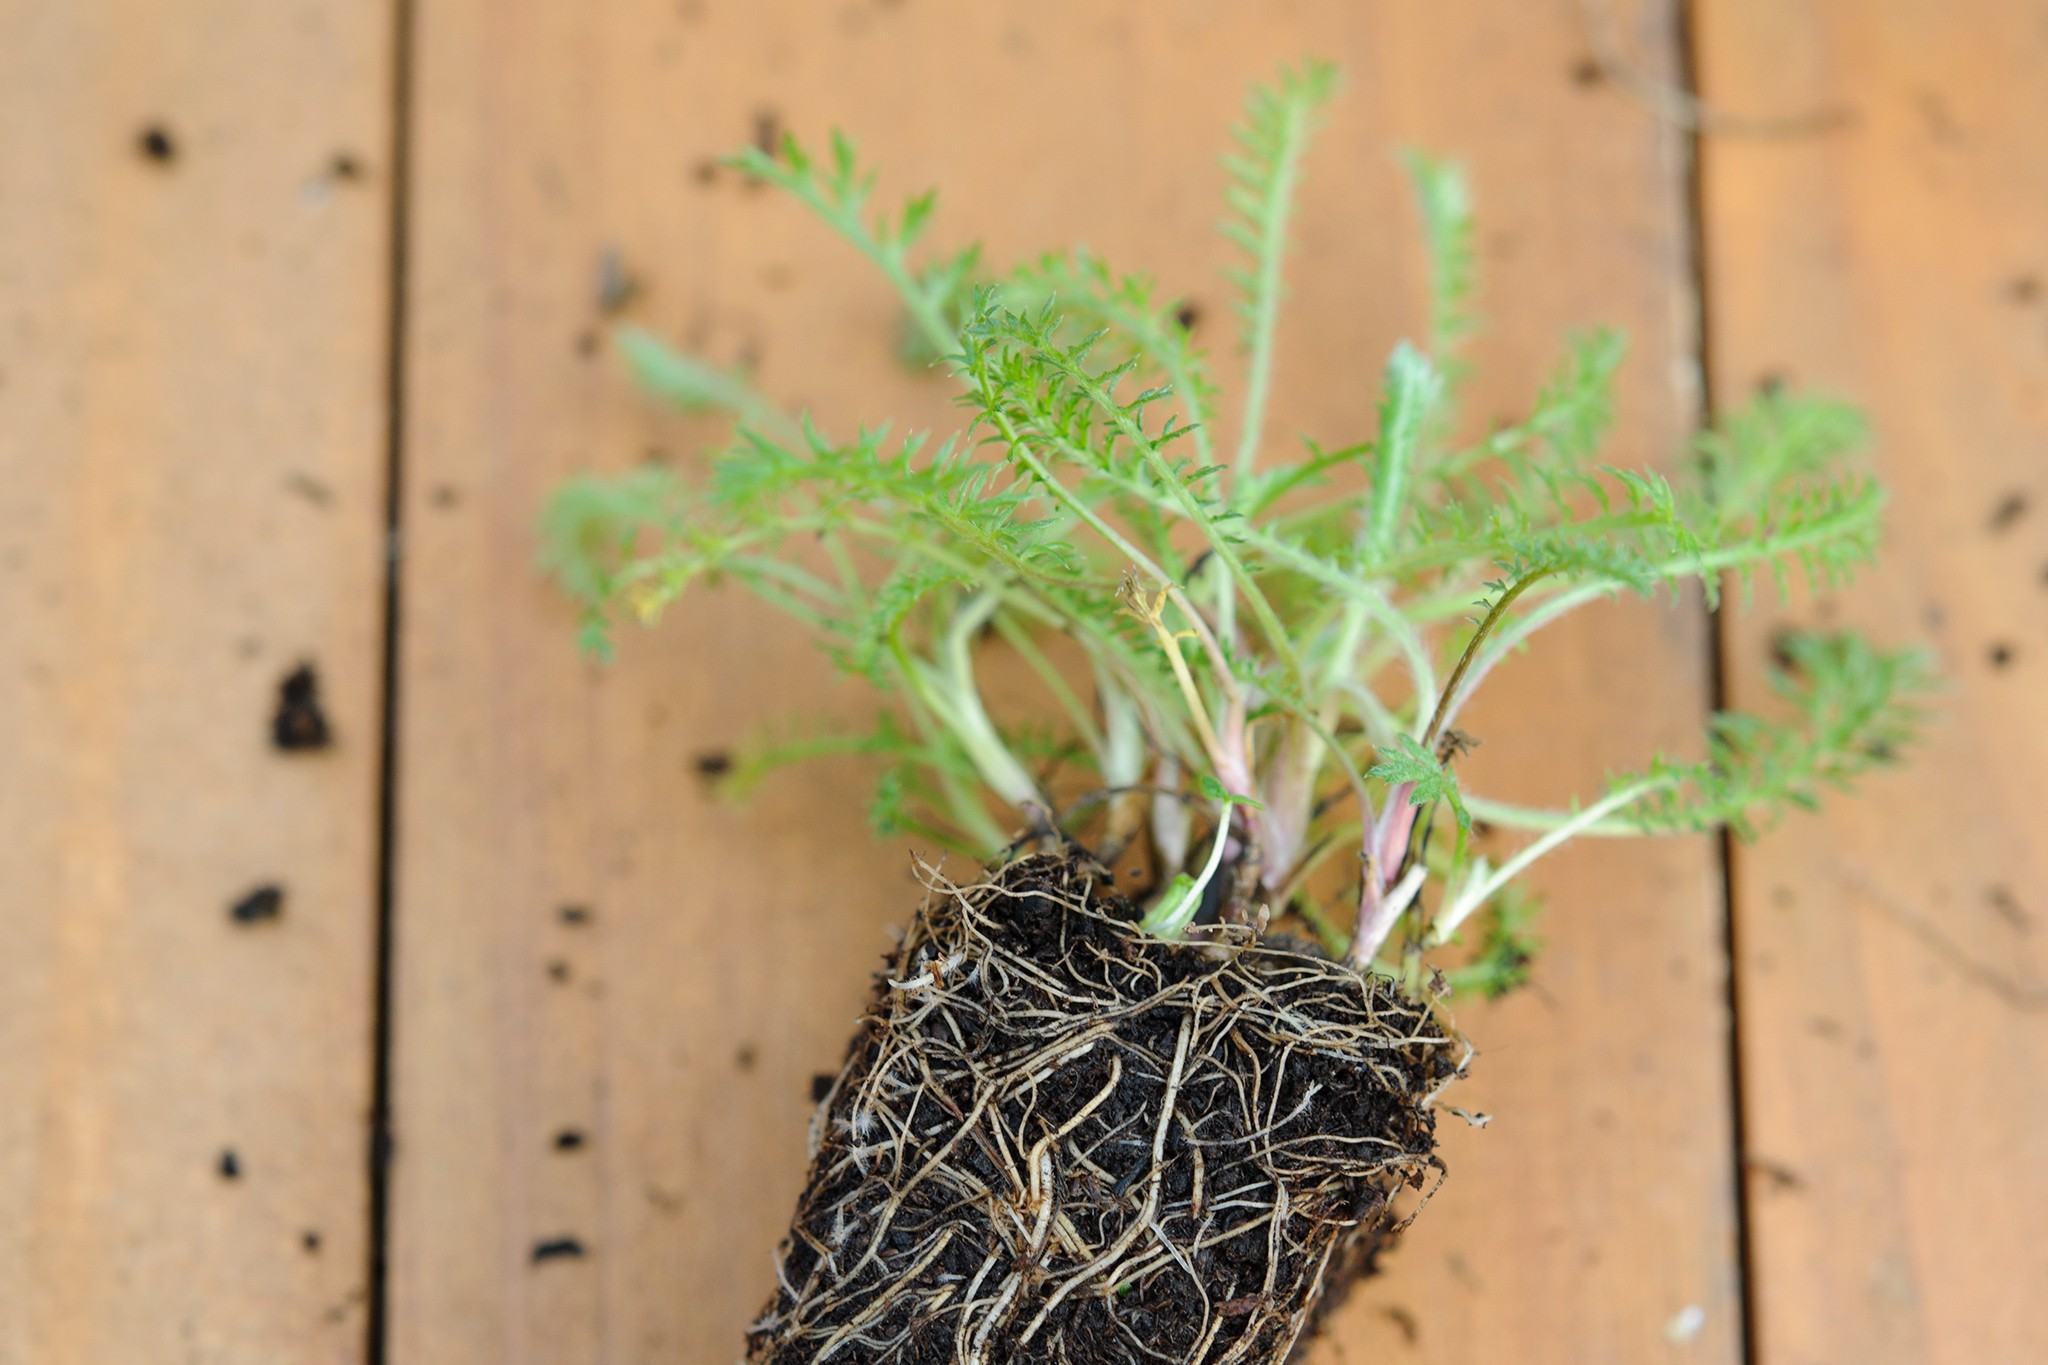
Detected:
[1337,680,1404,749]
[986,413,1249,789]
[1098,672,1147,790]
[722,553,846,605]
[1463,793,1647,837]
[1349,861,1429,969]
[1209,553,1237,658]
[1261,690,1372,825]
[885,676,1012,854]
[1230,524,1436,715]
[991,611,1105,762]
[1434,777,1670,941]
[1140,799,1234,938]
[1318,599,1369,695]
[821,535,865,597]
[897,595,1045,814]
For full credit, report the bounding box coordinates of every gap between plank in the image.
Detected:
[1673,3,1762,1362]
[367,0,419,1358]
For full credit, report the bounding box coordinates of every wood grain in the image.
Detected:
[390,2,1736,1361]
[0,1,393,1360]
[1695,3,2048,1361]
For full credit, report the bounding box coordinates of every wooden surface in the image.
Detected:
[1698,3,2048,1362]
[2,1,2042,1362]
[0,1,394,1361]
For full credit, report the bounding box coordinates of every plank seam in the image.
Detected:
[366,0,420,1358]
[1673,3,1762,1361]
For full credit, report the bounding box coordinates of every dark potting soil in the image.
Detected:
[532,1237,586,1264]
[228,888,284,929]
[229,883,284,925]
[137,124,176,164]
[747,851,1461,1365]
[272,663,332,751]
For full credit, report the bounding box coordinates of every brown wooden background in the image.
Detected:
[3,1,2044,1361]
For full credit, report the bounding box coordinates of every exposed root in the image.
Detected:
[748,850,1463,1364]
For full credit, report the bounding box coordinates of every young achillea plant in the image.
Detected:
[546,61,1931,1365]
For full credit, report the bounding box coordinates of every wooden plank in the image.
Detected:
[391,2,1732,1360]
[0,1,394,1360]
[1695,4,2048,1361]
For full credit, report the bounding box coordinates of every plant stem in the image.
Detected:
[896,596,1044,815]
[1349,859,1428,969]
[1420,568,1553,748]
[1462,793,1647,836]
[1140,799,1234,937]
[991,611,1106,762]
[1126,584,1237,783]
[1433,777,1669,940]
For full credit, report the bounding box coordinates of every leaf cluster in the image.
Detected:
[542,62,1931,994]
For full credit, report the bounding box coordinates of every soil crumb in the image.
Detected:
[229,884,285,926]
[1989,490,2028,532]
[596,245,640,315]
[285,471,333,507]
[137,124,176,164]
[1746,1156,1806,1192]
[532,1237,586,1263]
[272,663,333,751]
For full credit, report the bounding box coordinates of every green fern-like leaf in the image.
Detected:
[545,57,1932,977]
[1222,60,1340,481]
[1367,732,1472,834]
[1399,149,1479,365]
[1632,631,1937,838]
